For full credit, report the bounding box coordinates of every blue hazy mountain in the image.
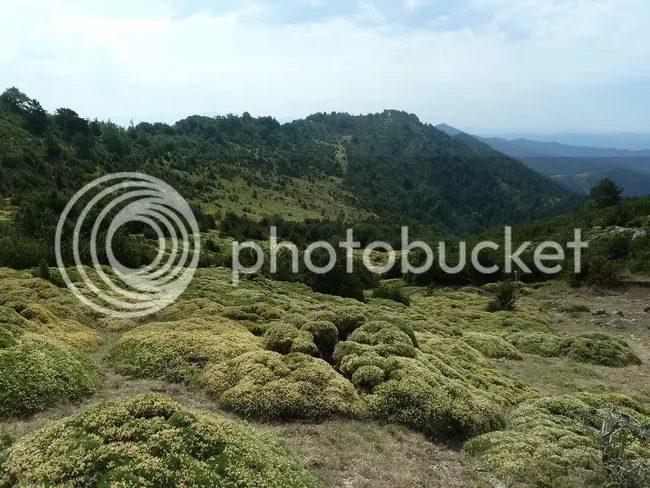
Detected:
[435,124,650,197]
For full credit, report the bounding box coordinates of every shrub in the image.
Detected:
[369,378,505,440]
[351,365,385,391]
[462,332,523,360]
[37,259,50,281]
[0,394,318,487]
[108,318,260,381]
[372,284,410,306]
[264,323,301,355]
[466,393,650,488]
[346,321,417,358]
[201,351,363,420]
[486,280,518,312]
[300,321,338,360]
[559,334,642,367]
[332,309,367,340]
[0,332,101,417]
[506,332,562,357]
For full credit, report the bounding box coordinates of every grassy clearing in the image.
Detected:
[202,177,375,222]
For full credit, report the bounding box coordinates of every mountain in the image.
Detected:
[478,136,650,160]
[436,122,650,197]
[481,132,650,151]
[434,123,463,136]
[0,88,581,240]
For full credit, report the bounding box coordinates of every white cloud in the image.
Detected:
[1,0,649,132]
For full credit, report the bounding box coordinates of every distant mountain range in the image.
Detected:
[436,124,650,197]
[476,133,650,152]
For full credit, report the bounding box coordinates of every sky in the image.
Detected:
[1,0,649,133]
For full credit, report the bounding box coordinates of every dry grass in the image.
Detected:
[270,420,490,488]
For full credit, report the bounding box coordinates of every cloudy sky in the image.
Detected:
[1,0,649,132]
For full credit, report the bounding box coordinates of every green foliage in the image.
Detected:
[462,332,523,360]
[466,393,650,488]
[589,178,623,209]
[372,284,410,306]
[263,323,318,356]
[201,351,364,420]
[486,280,518,312]
[37,259,50,282]
[506,332,563,357]
[107,315,261,382]
[0,394,318,487]
[559,334,642,368]
[300,321,339,360]
[0,332,101,417]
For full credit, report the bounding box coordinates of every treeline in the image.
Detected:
[1,87,580,237]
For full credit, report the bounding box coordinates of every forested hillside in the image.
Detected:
[0,87,580,237]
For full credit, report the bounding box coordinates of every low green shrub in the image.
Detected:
[0,332,101,417]
[0,394,318,487]
[346,321,417,358]
[107,318,260,381]
[559,333,642,367]
[486,281,518,312]
[371,284,410,306]
[300,321,338,360]
[332,309,367,340]
[201,351,363,420]
[462,332,523,360]
[466,393,650,488]
[506,332,563,357]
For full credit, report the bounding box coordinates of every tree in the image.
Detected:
[589,179,623,209]
[0,87,30,114]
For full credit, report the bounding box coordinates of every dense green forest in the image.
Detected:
[0,87,579,234]
[2,87,649,300]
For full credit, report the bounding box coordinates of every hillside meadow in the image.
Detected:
[1,265,649,487]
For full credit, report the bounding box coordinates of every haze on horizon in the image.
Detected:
[1,0,649,134]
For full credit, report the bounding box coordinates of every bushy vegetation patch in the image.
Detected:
[0,332,101,417]
[486,281,518,312]
[559,333,642,367]
[201,351,364,420]
[371,284,410,306]
[0,275,101,350]
[263,323,318,356]
[466,393,650,488]
[461,332,523,360]
[0,394,318,487]
[334,327,534,440]
[108,318,261,381]
[505,332,563,357]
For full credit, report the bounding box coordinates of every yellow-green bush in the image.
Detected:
[0,332,101,417]
[461,332,523,360]
[201,351,363,420]
[506,332,562,357]
[0,304,100,352]
[466,393,650,488]
[108,318,261,381]
[559,333,642,367]
[300,321,338,359]
[334,330,533,440]
[0,394,318,488]
[346,321,417,358]
[263,323,318,356]
[331,308,367,339]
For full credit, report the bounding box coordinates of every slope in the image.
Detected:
[0,88,580,239]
